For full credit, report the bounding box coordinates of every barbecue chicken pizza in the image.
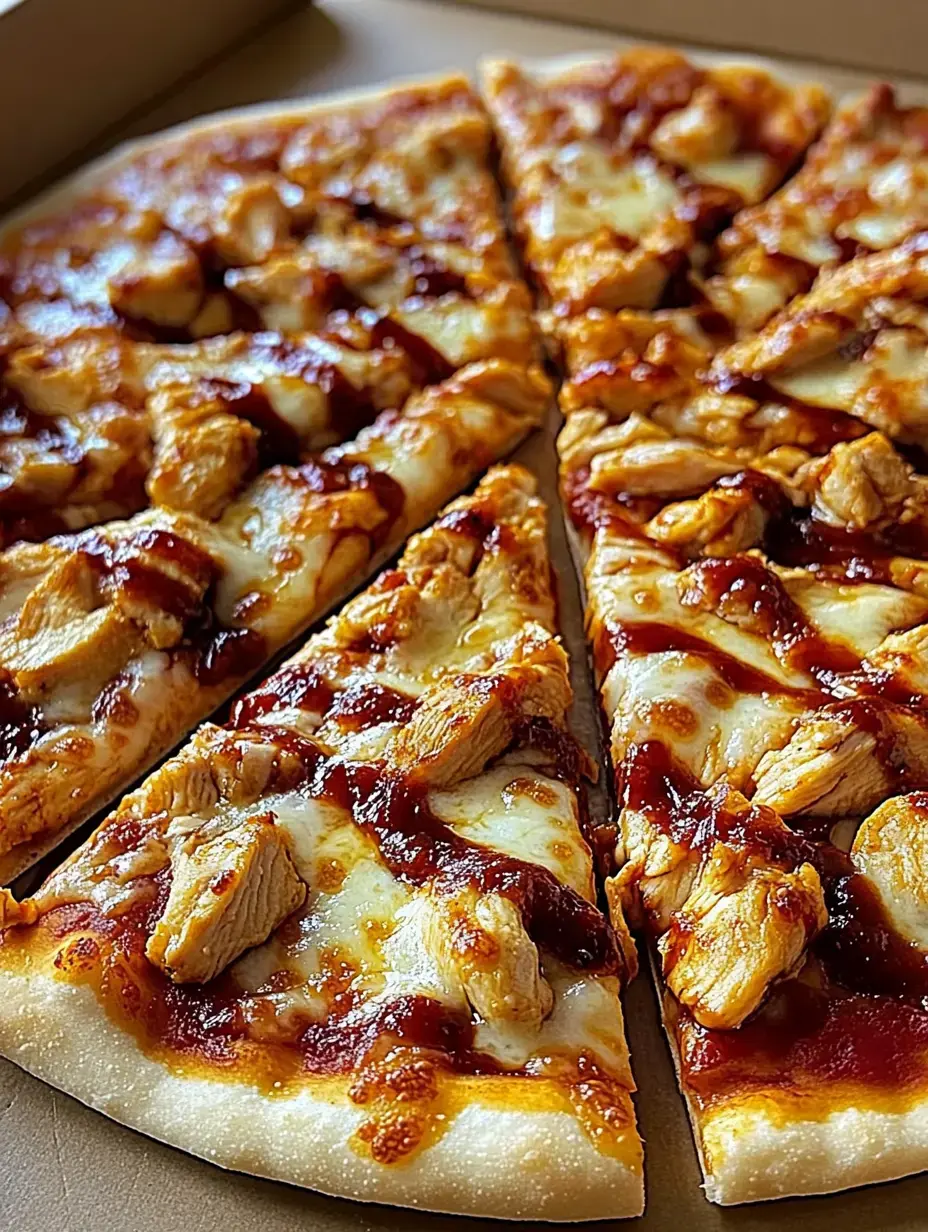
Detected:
[0,75,550,880]
[487,47,928,1208]
[0,466,643,1220]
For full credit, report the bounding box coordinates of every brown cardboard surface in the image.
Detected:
[4,2,928,1229]
[453,0,928,80]
[0,0,296,204]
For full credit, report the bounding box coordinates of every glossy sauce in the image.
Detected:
[621,741,928,1102]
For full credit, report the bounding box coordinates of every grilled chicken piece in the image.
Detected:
[146,812,306,983]
[796,432,913,529]
[556,308,712,417]
[613,778,826,1028]
[384,887,553,1031]
[0,554,136,702]
[646,483,771,556]
[212,178,290,267]
[864,624,928,694]
[753,702,928,818]
[105,232,205,327]
[660,857,826,1028]
[147,387,260,518]
[852,793,928,947]
[388,640,572,788]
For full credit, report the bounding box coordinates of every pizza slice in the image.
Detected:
[0,466,643,1221]
[0,73,536,544]
[556,246,928,1199]
[0,76,551,880]
[480,48,829,317]
[701,84,928,334]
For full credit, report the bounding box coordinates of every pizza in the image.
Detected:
[486,48,928,1208]
[0,465,643,1220]
[480,48,829,317]
[701,83,928,334]
[6,44,928,1220]
[0,75,550,881]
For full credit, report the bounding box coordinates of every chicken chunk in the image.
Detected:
[612,772,826,1027]
[383,887,553,1031]
[145,812,306,983]
[146,386,260,518]
[388,649,572,788]
[650,86,740,167]
[660,855,826,1028]
[646,483,771,556]
[0,553,137,703]
[106,233,204,328]
[212,178,291,266]
[852,793,928,948]
[864,623,928,694]
[796,432,913,529]
[753,702,928,818]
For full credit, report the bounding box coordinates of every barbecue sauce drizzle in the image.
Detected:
[561,345,928,1102]
[620,743,928,1101]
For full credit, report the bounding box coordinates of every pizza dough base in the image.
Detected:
[0,966,643,1220]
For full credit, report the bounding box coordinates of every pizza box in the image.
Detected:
[0,0,295,206]
[1,2,928,1231]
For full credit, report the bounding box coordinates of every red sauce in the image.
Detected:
[561,465,668,549]
[199,377,301,464]
[296,455,405,549]
[367,312,455,386]
[78,527,217,625]
[597,620,823,705]
[231,666,417,733]
[678,554,861,687]
[328,681,419,731]
[190,626,268,688]
[404,246,469,299]
[231,664,336,727]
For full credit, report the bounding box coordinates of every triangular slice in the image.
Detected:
[557,246,928,1201]
[0,466,643,1220]
[481,49,828,317]
[0,76,550,879]
[701,84,928,334]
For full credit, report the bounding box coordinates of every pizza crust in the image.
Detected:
[0,965,643,1221]
[698,1097,928,1205]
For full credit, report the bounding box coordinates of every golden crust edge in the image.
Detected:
[0,965,643,1221]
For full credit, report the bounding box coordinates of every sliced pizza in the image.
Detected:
[480,48,829,318]
[552,157,928,1196]
[0,73,534,544]
[0,465,642,1221]
[701,84,928,334]
[0,77,551,880]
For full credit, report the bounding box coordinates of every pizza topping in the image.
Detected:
[482,49,828,314]
[611,742,826,1027]
[387,654,572,788]
[145,811,306,983]
[704,85,928,333]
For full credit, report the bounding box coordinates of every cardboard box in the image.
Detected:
[0,0,295,204]
[2,3,928,1230]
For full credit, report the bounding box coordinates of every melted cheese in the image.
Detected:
[430,763,594,900]
[529,149,682,245]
